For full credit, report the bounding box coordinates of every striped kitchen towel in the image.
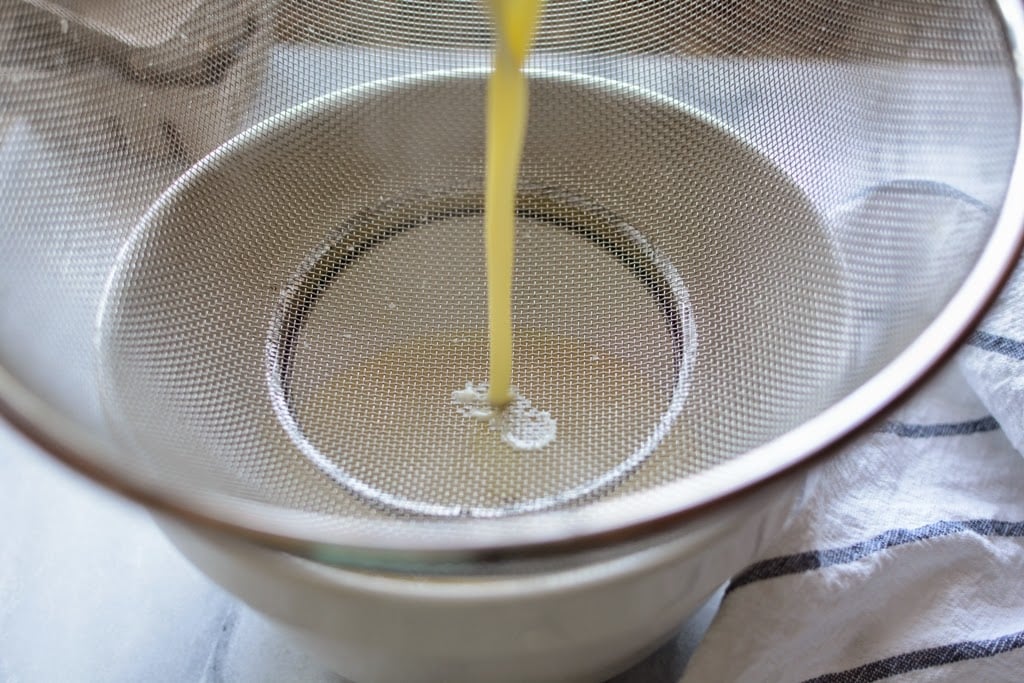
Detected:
[681,266,1024,682]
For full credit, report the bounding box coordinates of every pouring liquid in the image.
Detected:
[484,0,545,407]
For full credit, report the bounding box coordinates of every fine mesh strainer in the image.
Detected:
[2,0,1024,572]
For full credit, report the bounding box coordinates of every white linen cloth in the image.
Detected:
[680,267,1024,682]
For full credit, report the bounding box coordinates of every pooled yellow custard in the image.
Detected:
[484,0,545,407]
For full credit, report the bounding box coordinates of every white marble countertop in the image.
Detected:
[1,423,342,682]
[0,421,718,682]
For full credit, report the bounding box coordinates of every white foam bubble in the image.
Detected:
[451,381,556,451]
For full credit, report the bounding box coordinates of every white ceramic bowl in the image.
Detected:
[159,466,808,683]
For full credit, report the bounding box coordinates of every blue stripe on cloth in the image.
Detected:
[728,520,1024,593]
[876,416,1000,438]
[967,330,1024,361]
[800,630,1024,683]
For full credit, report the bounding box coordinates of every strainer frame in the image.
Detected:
[1,0,1023,571]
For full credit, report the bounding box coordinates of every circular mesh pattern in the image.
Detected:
[268,187,692,517]
[1,0,1021,567]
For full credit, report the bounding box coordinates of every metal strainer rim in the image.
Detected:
[2,0,1023,570]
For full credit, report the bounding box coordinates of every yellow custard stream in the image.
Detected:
[484,0,545,407]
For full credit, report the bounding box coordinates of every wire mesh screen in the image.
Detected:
[0,0,1020,564]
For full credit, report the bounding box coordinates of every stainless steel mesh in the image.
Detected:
[1,0,1022,569]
